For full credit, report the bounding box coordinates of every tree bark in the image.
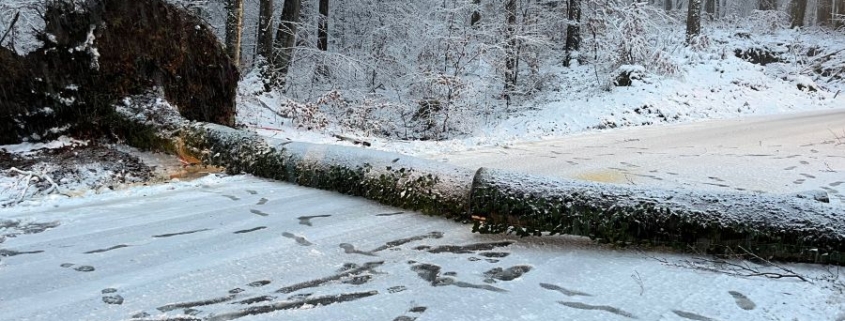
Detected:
[818,0,832,26]
[225,0,245,67]
[686,0,701,44]
[790,0,807,27]
[258,0,275,61]
[758,0,777,10]
[470,168,845,265]
[564,0,581,67]
[272,0,302,89]
[471,0,482,26]
[704,0,715,17]
[318,0,329,51]
[504,0,518,96]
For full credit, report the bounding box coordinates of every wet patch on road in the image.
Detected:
[153,229,211,238]
[415,241,513,254]
[281,232,312,246]
[297,215,332,226]
[371,232,444,252]
[540,283,592,297]
[728,291,756,310]
[233,226,266,234]
[275,261,384,294]
[85,244,129,254]
[558,301,637,319]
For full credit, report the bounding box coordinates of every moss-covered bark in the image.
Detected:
[470,167,845,265]
[179,123,474,219]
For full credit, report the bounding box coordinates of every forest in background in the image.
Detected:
[2,0,844,142]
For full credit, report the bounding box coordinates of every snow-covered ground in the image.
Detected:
[1,175,843,321]
[237,27,845,157]
[435,108,845,205]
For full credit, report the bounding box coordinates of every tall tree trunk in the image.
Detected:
[704,0,715,17]
[790,0,807,27]
[318,0,329,51]
[564,0,581,67]
[225,0,245,67]
[818,0,832,26]
[686,0,701,44]
[272,0,302,89]
[758,0,776,10]
[504,0,517,97]
[664,0,672,11]
[471,0,482,26]
[258,0,275,60]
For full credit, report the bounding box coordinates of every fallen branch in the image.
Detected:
[6,167,61,204]
[652,254,811,283]
[0,11,20,46]
[332,134,372,147]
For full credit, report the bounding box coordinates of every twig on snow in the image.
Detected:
[332,134,372,147]
[5,167,61,204]
[0,11,20,46]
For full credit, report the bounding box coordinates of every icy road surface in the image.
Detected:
[434,109,845,204]
[1,175,843,321]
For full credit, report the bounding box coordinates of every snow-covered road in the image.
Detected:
[434,108,845,204]
[1,175,843,321]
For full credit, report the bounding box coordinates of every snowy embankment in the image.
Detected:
[235,27,845,157]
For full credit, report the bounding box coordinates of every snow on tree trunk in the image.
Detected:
[318,0,329,51]
[257,0,275,62]
[225,0,245,67]
[818,0,833,26]
[471,0,482,26]
[758,0,777,10]
[470,168,845,265]
[272,0,302,89]
[686,0,701,44]
[704,0,715,17]
[504,0,518,98]
[791,0,807,27]
[564,0,581,67]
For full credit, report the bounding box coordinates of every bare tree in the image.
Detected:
[225,0,245,67]
[272,0,302,88]
[758,0,776,10]
[504,0,518,97]
[686,0,701,44]
[664,0,672,11]
[564,0,581,67]
[790,0,807,27]
[318,0,329,51]
[704,0,715,18]
[258,0,274,60]
[818,0,832,26]
[471,0,481,26]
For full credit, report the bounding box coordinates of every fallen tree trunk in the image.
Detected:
[119,101,844,264]
[470,168,845,265]
[178,122,474,219]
